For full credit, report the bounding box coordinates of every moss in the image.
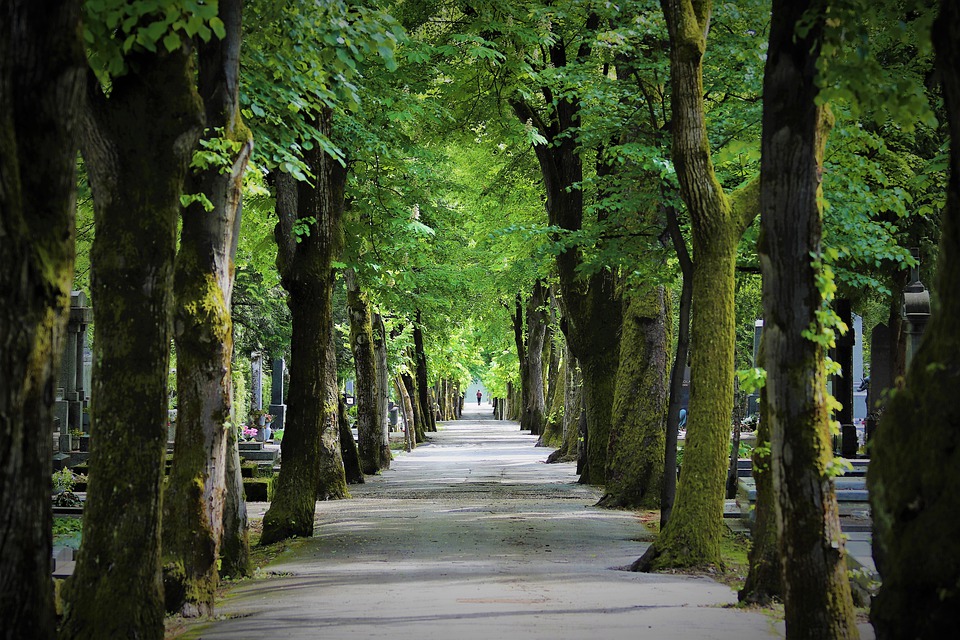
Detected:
[603,286,670,508]
[242,477,275,502]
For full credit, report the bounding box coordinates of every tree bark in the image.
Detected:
[373,313,391,467]
[338,394,364,485]
[413,310,435,433]
[59,37,204,638]
[395,376,416,452]
[740,347,782,605]
[260,108,345,545]
[868,3,960,636]
[162,0,250,616]
[318,310,349,498]
[661,205,692,529]
[0,2,84,637]
[219,415,250,580]
[758,1,858,635]
[521,281,548,436]
[635,0,759,570]
[346,268,385,474]
[602,285,670,508]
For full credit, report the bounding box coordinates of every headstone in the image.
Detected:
[867,323,894,444]
[268,358,286,430]
[835,299,858,457]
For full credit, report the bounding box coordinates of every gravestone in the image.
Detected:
[268,357,286,431]
[251,352,263,413]
[835,299,859,457]
[902,251,931,368]
[54,292,93,451]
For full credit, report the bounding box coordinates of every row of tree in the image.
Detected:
[3,0,959,638]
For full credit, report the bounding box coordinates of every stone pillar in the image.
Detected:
[902,254,931,369]
[251,352,263,412]
[834,299,858,458]
[269,357,286,430]
[867,323,893,445]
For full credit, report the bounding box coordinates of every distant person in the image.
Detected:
[476,390,482,405]
[678,408,687,429]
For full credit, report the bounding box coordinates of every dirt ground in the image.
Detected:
[175,403,874,639]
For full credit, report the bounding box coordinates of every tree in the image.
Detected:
[868,1,960,635]
[161,0,252,617]
[346,268,387,474]
[758,1,859,634]
[0,2,84,637]
[61,4,209,636]
[634,0,760,570]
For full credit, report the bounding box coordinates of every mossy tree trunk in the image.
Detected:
[661,205,692,529]
[868,4,960,636]
[413,311,436,433]
[401,368,426,443]
[318,291,349,499]
[634,0,758,571]
[162,0,251,616]
[0,3,84,636]
[345,268,385,475]
[373,313,391,466]
[539,358,566,450]
[338,394,364,485]
[61,47,204,640]
[602,286,670,508]
[260,108,345,545]
[219,418,250,579]
[759,2,858,635]
[739,348,781,605]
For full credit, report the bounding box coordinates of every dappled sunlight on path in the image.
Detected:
[184,410,794,639]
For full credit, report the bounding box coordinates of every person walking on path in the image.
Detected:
[476,390,482,405]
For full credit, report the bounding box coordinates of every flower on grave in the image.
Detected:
[264,414,274,424]
[241,425,258,440]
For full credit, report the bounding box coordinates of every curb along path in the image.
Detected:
[184,404,795,639]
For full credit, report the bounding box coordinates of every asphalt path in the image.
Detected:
[180,402,872,639]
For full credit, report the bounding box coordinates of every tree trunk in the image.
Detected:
[560,349,584,462]
[260,107,345,545]
[522,281,548,436]
[219,416,250,580]
[61,43,203,639]
[740,351,782,605]
[508,14,623,484]
[635,0,759,571]
[401,369,426,443]
[539,357,566,450]
[318,320,348,498]
[338,394,364,485]
[868,3,960,636]
[661,205,692,529]
[346,268,385,474]
[759,1,858,635]
[373,313,391,467]
[602,285,670,508]
[395,377,415,453]
[162,0,250,616]
[413,310,435,433]
[0,2,84,636]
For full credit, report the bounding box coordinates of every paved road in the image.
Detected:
[180,403,870,639]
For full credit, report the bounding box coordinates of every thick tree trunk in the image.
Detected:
[346,269,385,474]
[635,0,759,571]
[162,0,250,616]
[560,348,584,462]
[373,313,391,467]
[318,319,348,498]
[60,41,203,639]
[868,4,960,636]
[413,310,435,433]
[401,369,426,443]
[260,108,345,545]
[0,3,84,637]
[539,357,566,450]
[759,2,858,635]
[602,286,670,508]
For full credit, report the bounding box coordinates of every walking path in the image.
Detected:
[180,403,873,639]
